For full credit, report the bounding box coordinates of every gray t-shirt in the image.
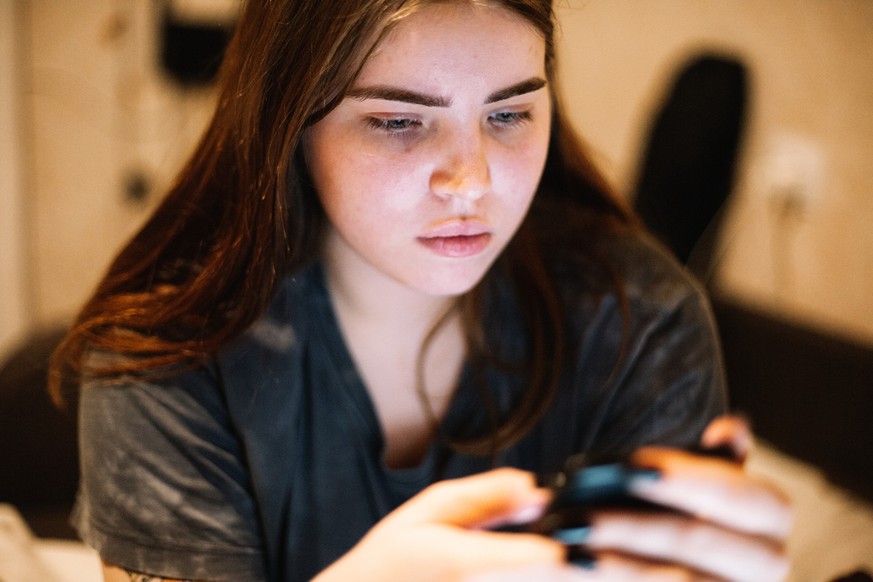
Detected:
[73,232,726,581]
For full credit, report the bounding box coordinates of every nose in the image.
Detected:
[429,129,491,202]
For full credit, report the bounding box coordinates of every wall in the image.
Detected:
[555,0,873,343]
[24,0,217,329]
[0,1,29,358]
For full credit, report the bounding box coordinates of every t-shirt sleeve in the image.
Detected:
[73,364,266,581]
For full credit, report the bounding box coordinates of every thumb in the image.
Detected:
[390,468,550,530]
[700,414,754,463]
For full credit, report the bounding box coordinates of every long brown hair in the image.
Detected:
[50,0,633,454]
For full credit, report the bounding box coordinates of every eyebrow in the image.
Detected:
[345,77,547,108]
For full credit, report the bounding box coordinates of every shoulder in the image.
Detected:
[604,227,708,312]
[553,225,711,323]
[221,262,324,360]
[72,269,328,581]
[75,369,266,579]
[214,262,332,429]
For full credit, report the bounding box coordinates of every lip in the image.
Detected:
[421,219,492,238]
[418,219,493,258]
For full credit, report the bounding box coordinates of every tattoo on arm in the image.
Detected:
[125,571,197,582]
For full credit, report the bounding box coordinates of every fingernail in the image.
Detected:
[552,524,592,545]
[629,467,662,482]
[627,468,662,493]
[537,470,564,488]
[508,504,543,525]
[730,410,753,426]
[566,547,597,570]
[697,443,740,462]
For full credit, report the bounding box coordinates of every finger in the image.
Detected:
[582,550,728,581]
[629,448,793,540]
[391,468,551,529]
[343,526,567,581]
[454,538,595,581]
[587,512,790,582]
[445,529,570,575]
[464,562,592,582]
[700,415,753,463]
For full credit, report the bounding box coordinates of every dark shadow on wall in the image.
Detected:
[631,53,748,277]
[159,7,234,87]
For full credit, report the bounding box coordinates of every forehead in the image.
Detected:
[355,2,546,90]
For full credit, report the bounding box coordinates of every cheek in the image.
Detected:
[496,137,549,210]
[309,138,421,240]
[307,130,370,218]
[329,160,420,226]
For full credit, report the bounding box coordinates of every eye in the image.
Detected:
[488,110,533,128]
[366,116,422,134]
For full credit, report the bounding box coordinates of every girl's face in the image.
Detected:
[306,2,551,298]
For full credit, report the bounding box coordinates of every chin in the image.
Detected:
[406,262,493,298]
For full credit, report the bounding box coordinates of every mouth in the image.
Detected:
[418,219,493,258]
[421,220,491,238]
[417,233,492,258]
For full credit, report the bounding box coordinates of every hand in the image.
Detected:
[313,468,589,582]
[579,416,793,581]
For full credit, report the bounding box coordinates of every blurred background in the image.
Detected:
[1,1,871,580]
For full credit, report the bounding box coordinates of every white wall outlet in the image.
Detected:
[757,132,827,213]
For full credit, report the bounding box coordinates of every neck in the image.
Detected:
[321,232,467,468]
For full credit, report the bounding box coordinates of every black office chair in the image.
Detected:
[0,326,79,539]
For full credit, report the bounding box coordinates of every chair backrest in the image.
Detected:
[0,327,79,538]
